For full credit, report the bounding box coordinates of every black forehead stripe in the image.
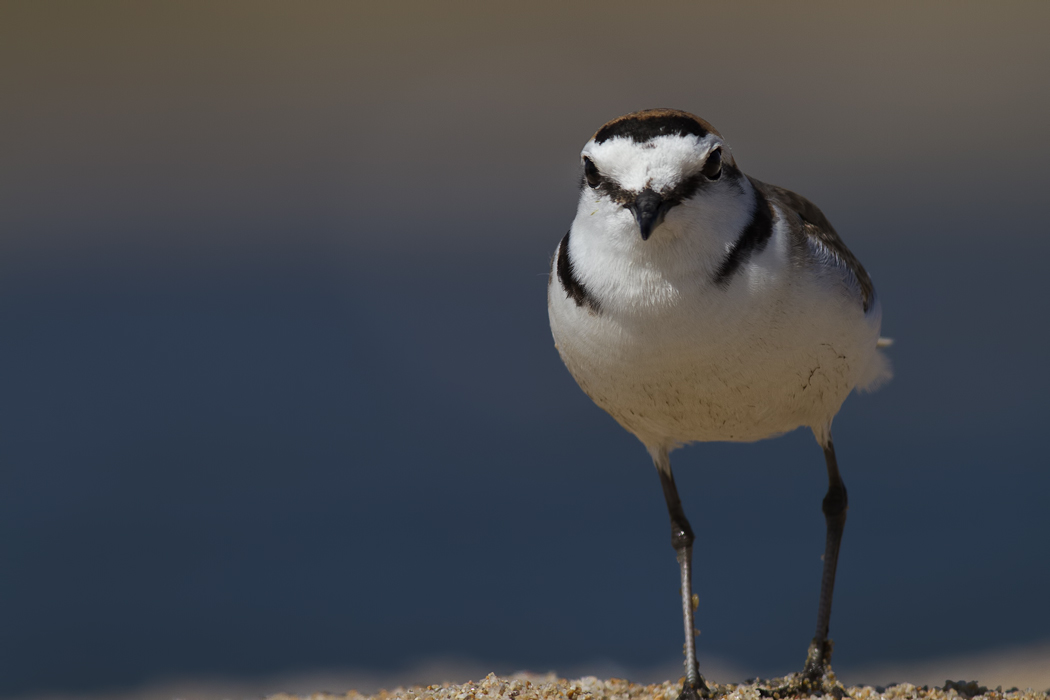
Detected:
[594,114,709,144]
[713,182,774,287]
[556,229,602,314]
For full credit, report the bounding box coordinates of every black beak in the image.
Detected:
[629,189,672,241]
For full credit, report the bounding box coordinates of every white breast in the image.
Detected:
[548,202,887,452]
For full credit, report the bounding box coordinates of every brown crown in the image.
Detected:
[592,109,721,144]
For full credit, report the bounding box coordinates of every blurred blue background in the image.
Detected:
[2,2,1048,697]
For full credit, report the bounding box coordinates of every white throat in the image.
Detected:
[568,174,758,315]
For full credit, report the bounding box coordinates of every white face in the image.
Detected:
[575,131,747,245]
[581,133,726,196]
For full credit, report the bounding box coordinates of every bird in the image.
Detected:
[547,109,891,699]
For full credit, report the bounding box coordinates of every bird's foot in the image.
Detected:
[758,674,844,699]
[802,637,833,682]
[786,670,845,699]
[797,637,845,697]
[677,676,711,700]
[757,640,844,698]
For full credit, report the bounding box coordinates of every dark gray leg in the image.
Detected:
[803,437,848,680]
[654,452,708,700]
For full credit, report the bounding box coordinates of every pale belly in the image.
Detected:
[549,290,874,448]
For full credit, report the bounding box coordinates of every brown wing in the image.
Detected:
[748,177,875,313]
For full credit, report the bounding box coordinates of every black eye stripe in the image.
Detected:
[664,172,706,204]
[596,179,633,204]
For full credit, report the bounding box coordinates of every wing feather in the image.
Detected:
[749,177,876,313]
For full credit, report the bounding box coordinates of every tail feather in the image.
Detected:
[859,337,894,393]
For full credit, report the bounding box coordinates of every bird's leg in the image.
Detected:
[654,452,708,700]
[802,437,848,685]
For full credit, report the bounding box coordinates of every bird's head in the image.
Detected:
[578,109,746,242]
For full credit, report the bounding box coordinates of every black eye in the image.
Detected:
[701,148,722,180]
[583,157,602,188]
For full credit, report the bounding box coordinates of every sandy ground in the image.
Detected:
[311,671,1049,700]
[12,642,1049,700]
[835,642,1050,691]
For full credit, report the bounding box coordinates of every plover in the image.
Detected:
[547,109,891,698]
